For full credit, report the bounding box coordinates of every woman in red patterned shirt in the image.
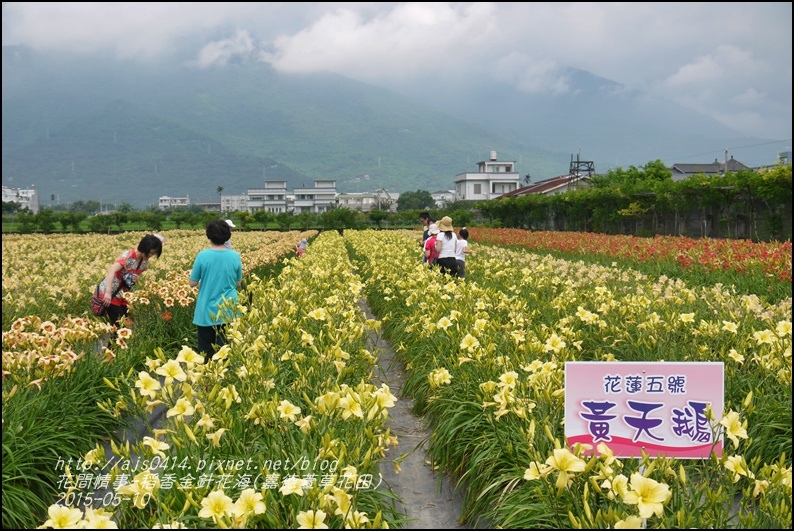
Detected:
[98,234,163,327]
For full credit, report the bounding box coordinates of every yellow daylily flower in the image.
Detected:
[621,473,672,519]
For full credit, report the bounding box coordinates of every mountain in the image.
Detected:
[2,45,780,209]
[2,46,566,208]
[410,68,784,172]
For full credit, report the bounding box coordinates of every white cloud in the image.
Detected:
[2,2,791,139]
[193,29,255,68]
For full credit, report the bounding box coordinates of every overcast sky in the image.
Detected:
[3,2,791,140]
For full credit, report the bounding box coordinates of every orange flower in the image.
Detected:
[162,311,173,322]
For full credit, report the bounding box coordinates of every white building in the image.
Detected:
[2,186,40,213]
[431,189,455,208]
[158,196,190,210]
[292,180,337,213]
[337,192,377,212]
[454,151,520,201]
[246,180,289,213]
[221,194,248,213]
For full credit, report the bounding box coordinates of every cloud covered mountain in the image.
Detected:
[2,45,783,209]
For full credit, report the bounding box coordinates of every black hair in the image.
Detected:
[459,228,469,240]
[206,219,231,246]
[138,234,163,258]
[419,212,430,221]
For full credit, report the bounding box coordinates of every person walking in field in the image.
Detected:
[189,219,243,363]
[455,226,471,278]
[434,216,459,276]
[424,223,440,267]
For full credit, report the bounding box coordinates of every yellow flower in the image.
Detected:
[206,428,227,448]
[315,391,340,413]
[143,436,170,459]
[308,308,328,321]
[218,385,241,410]
[719,410,748,447]
[436,316,453,330]
[724,455,754,483]
[721,321,739,333]
[679,313,695,323]
[176,346,203,366]
[545,448,586,489]
[610,474,629,498]
[523,461,551,480]
[339,395,363,419]
[460,334,480,352]
[83,445,105,467]
[196,413,215,431]
[198,490,234,521]
[42,504,83,529]
[473,318,487,332]
[332,487,351,515]
[498,371,519,389]
[614,515,644,528]
[295,415,313,434]
[375,384,397,409]
[82,507,118,529]
[234,488,266,516]
[297,509,328,529]
[166,397,195,420]
[776,320,792,336]
[428,367,452,387]
[135,371,161,399]
[544,333,566,353]
[345,510,370,528]
[280,476,308,496]
[727,349,745,364]
[752,329,776,345]
[301,330,315,347]
[621,473,671,519]
[155,359,187,385]
[278,400,302,422]
[116,471,160,509]
[753,479,769,497]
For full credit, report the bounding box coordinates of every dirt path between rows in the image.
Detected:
[90,299,472,529]
[361,300,471,529]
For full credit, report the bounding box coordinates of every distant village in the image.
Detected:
[4,150,788,215]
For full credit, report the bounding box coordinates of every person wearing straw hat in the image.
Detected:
[224,219,235,249]
[434,216,459,276]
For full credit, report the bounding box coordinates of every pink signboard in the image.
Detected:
[565,362,724,459]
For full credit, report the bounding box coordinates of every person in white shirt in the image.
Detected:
[224,219,235,249]
[455,227,471,278]
[434,216,459,276]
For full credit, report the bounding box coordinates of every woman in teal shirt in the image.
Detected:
[189,219,243,362]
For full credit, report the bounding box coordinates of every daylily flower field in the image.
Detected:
[2,229,791,529]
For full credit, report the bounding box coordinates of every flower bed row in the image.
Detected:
[37,230,404,528]
[2,230,314,528]
[347,229,791,528]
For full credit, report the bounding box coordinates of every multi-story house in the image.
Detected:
[2,186,40,213]
[454,151,520,201]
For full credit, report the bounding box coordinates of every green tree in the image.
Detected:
[368,209,390,228]
[69,200,101,215]
[321,207,360,229]
[170,211,193,229]
[34,209,57,233]
[88,214,114,233]
[253,210,275,229]
[275,212,293,230]
[397,190,434,211]
[117,202,135,214]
